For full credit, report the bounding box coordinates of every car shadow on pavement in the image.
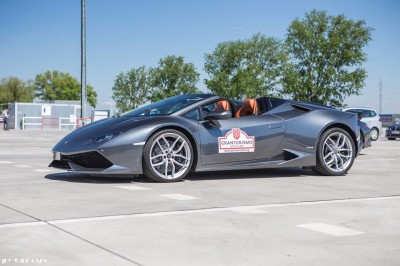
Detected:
[45,167,315,183]
[44,172,138,184]
[186,167,314,181]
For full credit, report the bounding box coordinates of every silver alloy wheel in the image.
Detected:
[322,132,353,172]
[370,128,379,141]
[149,132,191,180]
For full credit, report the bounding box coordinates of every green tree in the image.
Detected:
[112,66,150,113]
[0,76,34,103]
[34,70,97,107]
[282,10,373,106]
[149,55,200,102]
[204,33,287,100]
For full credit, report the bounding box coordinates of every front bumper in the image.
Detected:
[386,129,400,138]
[49,142,145,175]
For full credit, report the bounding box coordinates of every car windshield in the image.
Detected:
[122,94,210,117]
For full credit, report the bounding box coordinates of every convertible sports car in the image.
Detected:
[50,94,364,182]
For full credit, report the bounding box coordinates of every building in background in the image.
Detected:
[380,114,400,127]
[6,101,110,130]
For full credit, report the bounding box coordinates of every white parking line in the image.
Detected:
[35,169,55,173]
[0,195,398,229]
[160,194,200,200]
[231,208,268,214]
[15,165,32,168]
[50,215,127,224]
[115,185,150,191]
[0,221,47,229]
[0,161,13,164]
[296,223,365,236]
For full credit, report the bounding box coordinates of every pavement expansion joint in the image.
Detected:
[1,194,399,228]
[0,205,144,265]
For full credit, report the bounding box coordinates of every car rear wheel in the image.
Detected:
[387,137,396,140]
[370,127,379,141]
[312,128,355,176]
[143,129,193,182]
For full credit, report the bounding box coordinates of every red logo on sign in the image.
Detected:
[233,128,240,140]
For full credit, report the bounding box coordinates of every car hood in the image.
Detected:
[64,116,155,141]
[388,124,400,130]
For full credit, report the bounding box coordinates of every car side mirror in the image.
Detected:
[204,110,231,120]
[204,110,232,127]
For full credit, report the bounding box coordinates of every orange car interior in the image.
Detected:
[214,100,231,111]
[235,99,259,118]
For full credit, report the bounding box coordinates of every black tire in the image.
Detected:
[387,137,396,140]
[370,127,379,141]
[311,128,356,176]
[142,129,193,182]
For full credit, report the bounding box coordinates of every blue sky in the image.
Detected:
[0,0,399,113]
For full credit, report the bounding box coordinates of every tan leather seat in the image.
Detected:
[235,99,258,117]
[214,100,231,111]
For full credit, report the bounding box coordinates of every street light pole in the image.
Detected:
[81,0,87,120]
[379,78,382,114]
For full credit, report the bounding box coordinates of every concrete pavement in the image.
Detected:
[0,130,399,265]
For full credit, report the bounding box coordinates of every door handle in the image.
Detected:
[268,124,284,129]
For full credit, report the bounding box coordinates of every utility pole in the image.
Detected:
[81,0,87,120]
[379,79,382,114]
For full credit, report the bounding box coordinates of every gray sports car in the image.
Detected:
[50,94,363,182]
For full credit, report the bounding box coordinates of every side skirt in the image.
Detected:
[195,149,316,172]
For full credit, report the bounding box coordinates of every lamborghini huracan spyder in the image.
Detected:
[50,94,364,182]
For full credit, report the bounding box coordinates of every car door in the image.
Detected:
[199,114,286,166]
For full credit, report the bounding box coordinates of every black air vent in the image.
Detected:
[284,150,299,161]
[61,152,113,169]
[49,160,71,170]
[291,104,311,112]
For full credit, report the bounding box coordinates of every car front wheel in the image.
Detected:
[387,137,396,140]
[370,127,379,141]
[312,128,355,176]
[143,129,193,182]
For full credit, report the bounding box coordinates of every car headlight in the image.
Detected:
[92,132,124,143]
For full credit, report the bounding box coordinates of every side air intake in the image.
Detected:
[284,150,299,161]
[290,104,312,112]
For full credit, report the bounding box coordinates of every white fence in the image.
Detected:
[22,116,92,130]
